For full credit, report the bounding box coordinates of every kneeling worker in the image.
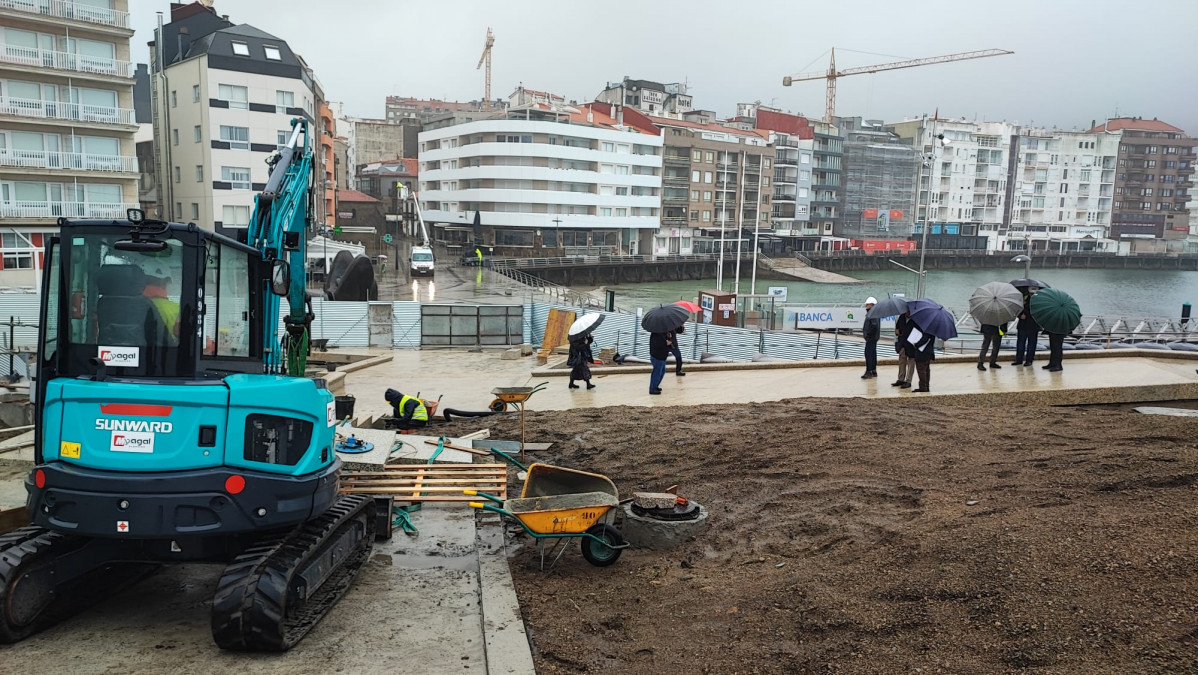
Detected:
[384,388,429,430]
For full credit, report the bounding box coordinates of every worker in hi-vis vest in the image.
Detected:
[384,388,428,429]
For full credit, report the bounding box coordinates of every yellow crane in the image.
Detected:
[783,48,1014,123]
[477,28,494,111]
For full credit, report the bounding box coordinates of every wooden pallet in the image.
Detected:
[341,463,508,503]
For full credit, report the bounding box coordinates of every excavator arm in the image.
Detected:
[247,118,314,376]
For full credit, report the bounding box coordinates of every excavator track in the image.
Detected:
[210,494,376,651]
[0,526,158,643]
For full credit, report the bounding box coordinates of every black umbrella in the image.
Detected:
[1009,278,1051,290]
[866,296,908,319]
[641,304,690,333]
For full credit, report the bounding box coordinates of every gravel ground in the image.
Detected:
[440,398,1198,674]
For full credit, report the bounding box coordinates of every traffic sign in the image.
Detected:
[334,226,342,235]
[383,234,392,243]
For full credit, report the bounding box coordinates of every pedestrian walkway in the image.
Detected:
[344,348,1198,418]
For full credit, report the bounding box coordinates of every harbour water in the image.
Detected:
[602,267,1198,321]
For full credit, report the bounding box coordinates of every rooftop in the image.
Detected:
[1086,118,1187,134]
[337,189,380,203]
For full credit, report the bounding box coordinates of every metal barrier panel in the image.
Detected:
[309,300,370,347]
[392,301,422,348]
[421,304,523,346]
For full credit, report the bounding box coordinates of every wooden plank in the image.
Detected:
[537,308,575,360]
[341,486,503,494]
[460,429,490,441]
[423,439,490,456]
[341,480,506,488]
[379,463,507,471]
[0,507,28,535]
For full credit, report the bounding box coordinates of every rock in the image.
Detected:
[519,343,535,356]
[632,492,678,509]
[500,348,521,360]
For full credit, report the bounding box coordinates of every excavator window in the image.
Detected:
[200,241,259,362]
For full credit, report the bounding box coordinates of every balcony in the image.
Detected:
[0,149,137,172]
[662,194,689,203]
[0,45,134,78]
[662,215,687,225]
[0,97,135,125]
[0,200,139,219]
[0,0,132,29]
[663,154,690,166]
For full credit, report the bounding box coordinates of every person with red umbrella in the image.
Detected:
[671,300,699,377]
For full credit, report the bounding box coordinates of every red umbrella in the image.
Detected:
[674,300,702,313]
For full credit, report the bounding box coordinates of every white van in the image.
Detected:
[410,246,435,276]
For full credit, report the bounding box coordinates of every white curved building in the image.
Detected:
[418,104,662,256]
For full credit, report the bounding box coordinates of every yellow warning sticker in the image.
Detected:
[60,441,81,459]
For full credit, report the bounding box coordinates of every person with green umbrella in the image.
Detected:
[1029,288,1081,373]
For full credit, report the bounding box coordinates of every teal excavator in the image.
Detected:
[0,118,388,650]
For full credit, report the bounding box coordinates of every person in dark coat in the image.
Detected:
[891,310,914,389]
[668,324,686,376]
[904,320,936,393]
[1012,290,1040,366]
[648,331,670,395]
[1043,330,1065,372]
[861,297,880,379]
[976,322,1007,371]
[567,334,595,389]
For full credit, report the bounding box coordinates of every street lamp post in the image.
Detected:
[914,118,947,299]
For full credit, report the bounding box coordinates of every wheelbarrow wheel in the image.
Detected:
[580,524,624,567]
[488,399,507,413]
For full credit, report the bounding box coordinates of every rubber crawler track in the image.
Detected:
[0,526,157,643]
[210,494,375,651]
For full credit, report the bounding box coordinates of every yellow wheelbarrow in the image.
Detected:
[467,463,627,569]
[487,382,547,460]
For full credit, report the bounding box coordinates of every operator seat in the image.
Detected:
[96,265,167,348]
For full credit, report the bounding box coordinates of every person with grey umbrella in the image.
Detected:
[861,297,880,379]
[976,322,1007,371]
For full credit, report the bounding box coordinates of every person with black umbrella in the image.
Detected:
[1012,289,1040,366]
[668,324,686,377]
[641,304,690,395]
[648,331,669,395]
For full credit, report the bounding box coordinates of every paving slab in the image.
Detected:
[1134,406,1198,417]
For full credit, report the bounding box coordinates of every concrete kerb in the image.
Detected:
[531,348,1198,378]
[475,512,537,675]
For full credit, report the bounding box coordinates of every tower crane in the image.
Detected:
[783,47,1014,123]
[477,28,494,111]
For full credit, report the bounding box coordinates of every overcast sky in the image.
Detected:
[130,0,1198,133]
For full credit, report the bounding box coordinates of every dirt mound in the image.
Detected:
[440,398,1198,673]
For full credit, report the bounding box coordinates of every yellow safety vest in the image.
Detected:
[399,395,428,422]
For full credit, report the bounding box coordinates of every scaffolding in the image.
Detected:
[841,127,918,239]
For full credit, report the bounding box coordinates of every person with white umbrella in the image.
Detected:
[567,314,604,391]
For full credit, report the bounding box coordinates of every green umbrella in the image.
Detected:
[1029,288,1081,335]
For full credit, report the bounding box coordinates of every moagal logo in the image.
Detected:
[97,346,139,367]
[110,430,154,453]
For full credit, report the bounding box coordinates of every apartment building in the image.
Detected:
[834,117,918,240]
[595,77,693,115]
[888,116,1020,249]
[0,0,138,286]
[351,118,406,166]
[385,96,502,124]
[1088,117,1196,250]
[1008,129,1120,252]
[738,105,819,250]
[646,114,770,256]
[810,119,844,238]
[417,103,662,257]
[150,2,316,233]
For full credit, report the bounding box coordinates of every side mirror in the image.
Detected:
[270,259,290,296]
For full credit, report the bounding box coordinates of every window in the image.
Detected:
[1061,184,1068,194]
[600,207,612,217]
[1080,169,1091,181]
[705,152,714,163]
[175,202,182,216]
[277,130,290,148]
[702,210,711,222]
[615,186,628,196]
[231,41,250,56]
[219,125,249,150]
[263,45,281,60]
[222,166,251,189]
[195,165,203,181]
[690,211,698,221]
[1062,169,1068,179]
[222,205,250,227]
[1,233,33,270]
[615,208,627,217]
[692,150,701,161]
[704,172,713,183]
[218,84,248,109]
[798,154,809,165]
[192,84,200,102]
[171,128,178,146]
[690,190,699,200]
[601,141,614,152]
[275,90,294,113]
[703,191,712,201]
[691,170,700,182]
[190,203,199,219]
[1147,146,1157,154]
[616,165,629,175]
[202,244,253,358]
[1162,175,1175,183]
[173,166,180,183]
[194,125,201,142]
[170,90,177,108]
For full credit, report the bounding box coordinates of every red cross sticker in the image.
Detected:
[117,521,129,533]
